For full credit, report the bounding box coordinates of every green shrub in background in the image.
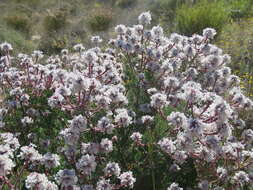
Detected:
[225,0,253,19]
[175,0,230,36]
[150,0,186,29]
[39,14,88,54]
[149,0,253,34]
[115,0,136,8]
[43,9,69,33]
[4,14,31,35]
[87,7,113,32]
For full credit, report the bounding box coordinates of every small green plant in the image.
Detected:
[4,14,31,34]
[175,0,230,35]
[87,8,113,32]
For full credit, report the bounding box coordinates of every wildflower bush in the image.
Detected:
[1,12,253,190]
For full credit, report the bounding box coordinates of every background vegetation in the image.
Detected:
[0,0,252,52]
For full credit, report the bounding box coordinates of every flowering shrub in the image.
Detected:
[0,12,253,190]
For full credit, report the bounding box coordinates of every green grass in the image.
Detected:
[216,17,253,97]
[225,0,253,19]
[151,0,253,34]
[175,0,230,36]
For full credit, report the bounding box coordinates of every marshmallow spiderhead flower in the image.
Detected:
[203,28,217,39]
[151,25,163,38]
[100,138,113,153]
[158,138,176,155]
[0,154,15,176]
[217,167,227,179]
[167,183,183,190]
[19,145,42,162]
[0,42,13,52]
[32,50,44,60]
[138,11,152,25]
[96,117,115,134]
[56,169,78,188]
[76,154,97,176]
[25,172,56,190]
[0,132,20,150]
[141,115,154,124]
[68,114,87,133]
[21,116,34,126]
[167,112,187,128]
[233,171,249,185]
[150,93,167,108]
[91,36,103,44]
[114,108,133,127]
[61,49,69,55]
[73,43,85,52]
[130,132,143,143]
[46,182,58,190]
[186,119,203,137]
[81,143,100,155]
[84,50,98,62]
[104,162,121,177]
[96,178,112,190]
[41,153,60,169]
[118,171,136,188]
[115,24,127,34]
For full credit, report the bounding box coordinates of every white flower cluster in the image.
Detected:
[25,172,58,190]
[0,133,18,176]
